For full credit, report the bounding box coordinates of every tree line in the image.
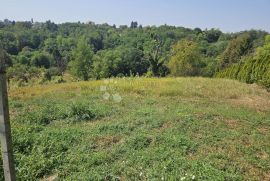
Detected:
[0,19,269,89]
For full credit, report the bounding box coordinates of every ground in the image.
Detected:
[1,77,270,181]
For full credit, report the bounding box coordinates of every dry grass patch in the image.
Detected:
[156,122,173,132]
[94,135,123,148]
[229,95,270,112]
[223,119,240,129]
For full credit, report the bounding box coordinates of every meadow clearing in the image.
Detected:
[1,77,270,180]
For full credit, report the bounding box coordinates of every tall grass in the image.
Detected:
[1,77,269,180]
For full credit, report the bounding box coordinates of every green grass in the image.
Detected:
[1,77,270,180]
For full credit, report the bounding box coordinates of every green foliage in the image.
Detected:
[31,51,52,68]
[16,101,101,126]
[0,48,12,69]
[168,40,202,76]
[0,19,268,88]
[7,64,44,84]
[68,102,96,121]
[3,78,270,180]
[68,38,94,80]
[0,30,18,55]
[143,34,168,76]
[219,33,252,69]
[201,57,218,77]
[236,56,254,83]
[203,28,222,43]
[216,35,270,89]
[92,46,148,79]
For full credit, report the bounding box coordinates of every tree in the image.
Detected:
[144,33,167,76]
[0,48,13,69]
[215,35,270,89]
[168,40,202,76]
[16,31,34,51]
[204,28,222,43]
[68,38,94,80]
[44,20,58,32]
[0,31,18,55]
[31,51,52,68]
[219,33,252,69]
[44,36,74,73]
[252,35,270,88]
[130,21,138,29]
[91,46,148,79]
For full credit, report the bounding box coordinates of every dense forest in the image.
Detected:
[0,19,269,89]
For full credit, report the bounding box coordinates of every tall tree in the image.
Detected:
[219,33,252,69]
[130,21,138,29]
[68,38,94,80]
[144,33,167,76]
[168,40,202,76]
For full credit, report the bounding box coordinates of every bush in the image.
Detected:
[7,64,44,83]
[68,102,96,121]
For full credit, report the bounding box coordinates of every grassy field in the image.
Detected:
[1,77,270,180]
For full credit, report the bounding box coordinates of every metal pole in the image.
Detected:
[0,64,16,180]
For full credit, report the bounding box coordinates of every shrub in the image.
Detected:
[7,64,44,83]
[67,102,96,121]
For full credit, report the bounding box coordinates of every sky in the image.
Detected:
[0,0,270,33]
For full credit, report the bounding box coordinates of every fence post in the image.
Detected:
[0,58,16,180]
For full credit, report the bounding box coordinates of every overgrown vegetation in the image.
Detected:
[0,19,269,88]
[216,35,270,90]
[0,78,269,180]
[0,18,269,180]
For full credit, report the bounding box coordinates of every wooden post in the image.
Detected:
[0,58,16,180]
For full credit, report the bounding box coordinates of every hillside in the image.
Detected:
[1,20,269,90]
[1,77,270,180]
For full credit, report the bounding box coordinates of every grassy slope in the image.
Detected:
[2,77,270,180]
